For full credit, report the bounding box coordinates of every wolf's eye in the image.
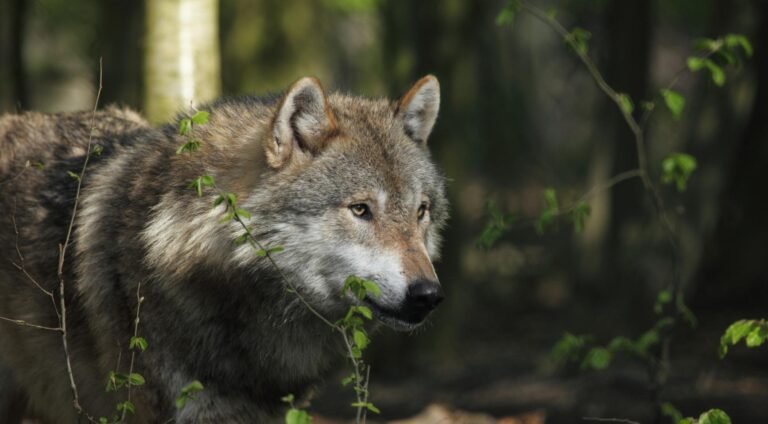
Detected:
[349,203,372,220]
[417,203,429,221]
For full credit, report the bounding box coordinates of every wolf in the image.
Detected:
[0,75,447,423]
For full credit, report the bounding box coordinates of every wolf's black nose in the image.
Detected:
[406,280,444,312]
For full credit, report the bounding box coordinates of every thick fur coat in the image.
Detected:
[0,76,447,423]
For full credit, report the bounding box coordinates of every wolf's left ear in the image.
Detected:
[396,75,440,145]
[268,77,338,169]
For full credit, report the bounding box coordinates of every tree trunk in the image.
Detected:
[694,0,768,308]
[144,0,221,123]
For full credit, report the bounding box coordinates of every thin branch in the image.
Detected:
[0,316,61,331]
[57,57,104,424]
[120,279,144,422]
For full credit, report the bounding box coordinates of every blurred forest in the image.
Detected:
[1,0,766,422]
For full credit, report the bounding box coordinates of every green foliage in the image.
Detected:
[116,400,135,415]
[661,153,697,192]
[477,200,515,249]
[679,409,731,424]
[567,27,592,55]
[190,111,210,125]
[535,188,559,234]
[67,170,81,181]
[581,347,611,370]
[188,174,215,197]
[496,0,521,26]
[106,372,145,392]
[351,401,380,414]
[176,139,201,154]
[660,89,686,120]
[551,332,590,365]
[661,402,684,424]
[687,34,752,87]
[177,110,210,152]
[91,145,104,156]
[175,380,204,409]
[255,246,285,257]
[285,408,312,424]
[719,319,768,358]
[129,336,148,352]
[568,202,591,233]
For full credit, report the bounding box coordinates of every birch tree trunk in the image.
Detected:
[144,0,221,123]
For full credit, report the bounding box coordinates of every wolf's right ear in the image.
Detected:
[267,77,338,169]
[396,75,440,146]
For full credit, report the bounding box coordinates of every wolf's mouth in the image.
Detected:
[363,297,427,332]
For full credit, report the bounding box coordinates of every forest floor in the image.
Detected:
[313,308,768,423]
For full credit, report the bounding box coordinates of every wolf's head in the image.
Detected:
[238,76,448,331]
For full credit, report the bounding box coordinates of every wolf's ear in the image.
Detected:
[396,75,440,146]
[267,77,338,169]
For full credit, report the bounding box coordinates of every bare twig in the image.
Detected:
[0,316,60,331]
[57,57,104,423]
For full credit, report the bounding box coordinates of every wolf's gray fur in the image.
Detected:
[0,76,447,423]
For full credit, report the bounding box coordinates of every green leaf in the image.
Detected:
[340,374,356,386]
[550,332,590,365]
[281,393,295,404]
[226,192,238,207]
[176,139,201,154]
[351,402,380,414]
[569,202,591,233]
[356,306,373,320]
[678,419,695,424]
[567,27,592,55]
[67,171,81,181]
[698,409,731,424]
[496,0,521,26]
[129,336,148,352]
[617,93,634,115]
[581,347,611,370]
[91,145,104,156]
[704,60,726,86]
[687,57,706,71]
[362,279,381,298]
[634,329,660,355]
[476,200,515,249]
[181,380,204,394]
[655,289,672,314]
[353,329,369,350]
[178,118,192,135]
[213,195,225,207]
[188,177,202,196]
[661,153,697,192]
[176,380,204,409]
[201,175,215,186]
[285,408,312,424]
[235,208,252,219]
[191,110,210,125]
[660,402,683,424]
[725,34,753,57]
[745,326,767,347]
[116,401,135,414]
[128,373,145,386]
[660,89,686,120]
